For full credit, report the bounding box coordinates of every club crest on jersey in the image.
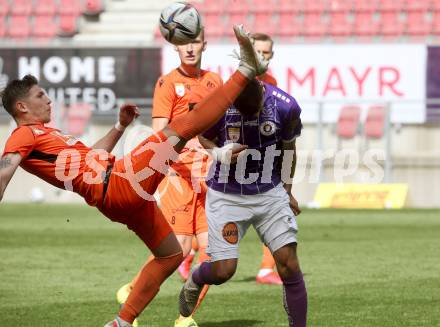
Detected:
[174,83,185,97]
[260,121,276,136]
[227,127,240,142]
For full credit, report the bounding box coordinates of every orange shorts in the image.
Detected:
[158,172,208,236]
[97,131,173,250]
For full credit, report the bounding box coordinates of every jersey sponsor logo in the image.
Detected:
[172,204,190,214]
[227,127,240,142]
[272,90,291,103]
[159,79,165,87]
[222,222,238,244]
[260,121,276,136]
[175,83,185,96]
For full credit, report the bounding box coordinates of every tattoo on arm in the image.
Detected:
[0,157,12,170]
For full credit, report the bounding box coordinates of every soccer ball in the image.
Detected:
[159,2,202,45]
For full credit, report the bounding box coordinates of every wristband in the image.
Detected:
[115,121,126,132]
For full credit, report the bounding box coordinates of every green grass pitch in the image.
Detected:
[0,204,439,326]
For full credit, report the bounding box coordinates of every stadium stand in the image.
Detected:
[0,0,439,43]
[32,14,58,39]
[8,15,31,39]
[34,0,57,16]
[186,0,440,42]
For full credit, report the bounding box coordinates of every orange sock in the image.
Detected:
[128,255,154,289]
[119,252,183,323]
[260,245,276,270]
[168,71,249,140]
[197,246,210,263]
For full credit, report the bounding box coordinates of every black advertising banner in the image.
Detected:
[0,47,161,113]
[427,46,440,122]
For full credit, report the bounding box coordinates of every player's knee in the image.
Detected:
[278,258,300,280]
[159,251,184,274]
[274,243,301,279]
[212,262,236,284]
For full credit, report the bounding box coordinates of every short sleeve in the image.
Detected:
[281,102,303,142]
[152,77,175,119]
[2,126,36,159]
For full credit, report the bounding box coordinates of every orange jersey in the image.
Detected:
[152,68,222,179]
[2,123,113,206]
[152,68,223,121]
[258,73,277,86]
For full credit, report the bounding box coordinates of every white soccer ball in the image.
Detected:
[159,2,202,45]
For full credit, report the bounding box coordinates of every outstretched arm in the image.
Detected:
[92,104,140,151]
[0,153,22,202]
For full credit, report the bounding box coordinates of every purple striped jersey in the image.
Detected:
[203,82,302,195]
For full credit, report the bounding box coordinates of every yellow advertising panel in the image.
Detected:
[314,183,408,209]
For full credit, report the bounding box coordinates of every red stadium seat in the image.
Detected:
[10,0,33,16]
[329,0,353,13]
[58,14,79,36]
[34,0,57,15]
[0,16,6,37]
[252,0,276,14]
[336,105,361,139]
[279,13,302,38]
[33,14,58,38]
[406,0,431,12]
[303,13,328,37]
[379,0,406,12]
[406,12,431,38]
[364,106,385,139]
[278,0,304,13]
[329,13,353,37]
[226,0,249,14]
[224,13,252,40]
[227,13,249,25]
[354,13,380,38]
[199,0,225,14]
[249,13,277,36]
[84,0,104,16]
[355,0,380,13]
[7,15,31,38]
[303,0,328,13]
[0,0,10,16]
[58,0,82,16]
[203,14,225,38]
[432,13,440,36]
[380,12,406,38]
